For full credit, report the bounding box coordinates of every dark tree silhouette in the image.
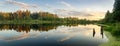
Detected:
[101,26,104,38]
[103,0,120,23]
[93,28,96,37]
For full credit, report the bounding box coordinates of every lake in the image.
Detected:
[0,24,108,46]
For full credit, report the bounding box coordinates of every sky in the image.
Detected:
[0,0,114,20]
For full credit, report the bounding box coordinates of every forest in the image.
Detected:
[100,0,120,46]
[102,0,120,36]
[0,10,97,24]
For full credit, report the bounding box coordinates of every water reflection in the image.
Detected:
[0,24,59,33]
[93,28,96,37]
[101,26,104,38]
[0,24,108,46]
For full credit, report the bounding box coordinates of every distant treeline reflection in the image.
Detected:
[0,24,80,33]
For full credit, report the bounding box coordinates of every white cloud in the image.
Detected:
[40,1,106,20]
[45,4,55,10]
[60,1,71,7]
[5,0,40,9]
[44,4,105,20]
[60,1,75,10]
[54,9,93,17]
[45,3,93,17]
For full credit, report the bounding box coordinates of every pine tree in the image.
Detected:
[104,11,110,22]
[113,0,120,12]
[112,0,120,22]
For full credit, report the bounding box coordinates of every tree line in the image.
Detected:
[0,10,97,24]
[0,10,59,21]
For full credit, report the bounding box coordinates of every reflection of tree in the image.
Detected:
[93,28,96,37]
[30,24,58,31]
[0,24,59,33]
[0,24,80,33]
[101,26,104,38]
[17,25,30,33]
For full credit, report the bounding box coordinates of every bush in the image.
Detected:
[111,24,120,36]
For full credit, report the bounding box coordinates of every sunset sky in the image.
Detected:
[0,0,114,20]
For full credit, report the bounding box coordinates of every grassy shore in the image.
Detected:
[100,23,120,46]
[100,32,120,46]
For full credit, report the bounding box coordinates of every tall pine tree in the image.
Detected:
[103,0,120,22]
[113,0,120,12]
[113,0,120,22]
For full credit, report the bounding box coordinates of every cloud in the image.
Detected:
[44,1,105,20]
[54,8,106,20]
[58,1,96,18]
[60,1,75,10]
[68,11,93,16]
[60,1,72,8]
[54,9,93,17]
[44,5,99,20]
[5,0,40,9]
[45,4,55,10]
[45,2,92,18]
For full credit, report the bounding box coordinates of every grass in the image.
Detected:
[100,23,120,46]
[100,32,120,46]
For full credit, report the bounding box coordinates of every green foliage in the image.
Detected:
[30,13,39,19]
[111,23,120,36]
[102,0,120,37]
[0,10,97,24]
[113,0,120,12]
[113,11,120,22]
[103,11,114,23]
[0,10,59,21]
[103,0,120,23]
[103,23,120,37]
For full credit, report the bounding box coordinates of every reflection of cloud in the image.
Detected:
[5,0,40,9]
[4,33,29,41]
[0,31,40,42]
[55,25,102,42]
[60,35,74,42]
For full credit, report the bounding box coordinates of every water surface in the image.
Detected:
[0,24,108,46]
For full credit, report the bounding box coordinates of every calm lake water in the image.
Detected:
[0,24,108,46]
